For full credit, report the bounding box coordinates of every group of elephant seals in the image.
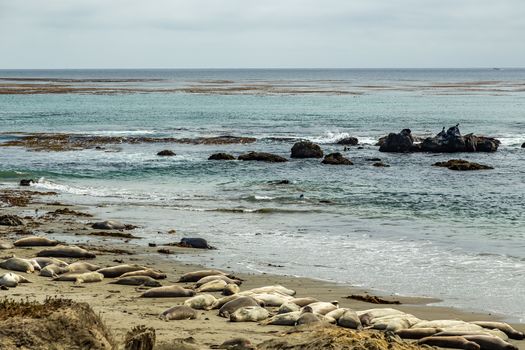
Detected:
[13,236,58,247]
[37,245,96,259]
[141,285,195,298]
[159,305,197,320]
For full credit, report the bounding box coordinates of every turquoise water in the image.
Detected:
[1,69,524,321]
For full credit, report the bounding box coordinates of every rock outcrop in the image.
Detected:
[433,159,493,171]
[336,137,359,146]
[157,150,176,156]
[420,125,500,153]
[378,129,416,153]
[290,141,323,158]
[321,153,353,165]
[208,153,235,160]
[238,152,288,163]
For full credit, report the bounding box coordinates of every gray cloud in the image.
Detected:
[0,0,523,68]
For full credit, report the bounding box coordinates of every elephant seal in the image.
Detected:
[215,295,242,308]
[0,241,14,250]
[246,285,296,296]
[184,294,218,310]
[436,330,508,341]
[371,314,420,332]
[219,296,260,318]
[414,320,472,329]
[31,257,68,269]
[230,306,269,322]
[278,302,301,314]
[337,309,362,329]
[301,301,338,315]
[289,297,318,307]
[396,328,442,339]
[178,269,227,282]
[159,305,197,320]
[120,269,167,280]
[222,283,240,296]
[97,264,145,278]
[67,261,101,272]
[296,312,324,326]
[195,275,241,287]
[91,220,132,230]
[248,293,292,307]
[463,335,519,350]
[263,311,302,326]
[196,279,228,293]
[111,276,161,287]
[472,321,525,340]
[53,272,104,284]
[37,245,96,259]
[14,236,58,247]
[0,257,35,273]
[419,336,480,350]
[0,272,31,287]
[40,264,69,277]
[141,285,195,298]
[178,237,213,249]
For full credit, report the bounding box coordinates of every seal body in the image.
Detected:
[97,264,145,278]
[222,283,240,296]
[230,306,269,322]
[337,309,362,329]
[178,270,227,282]
[53,272,104,284]
[419,336,480,350]
[219,296,259,318]
[39,264,69,277]
[0,257,35,273]
[111,276,161,287]
[159,305,197,320]
[67,262,101,272]
[246,285,295,296]
[37,245,96,259]
[195,275,241,287]
[120,269,167,280]
[14,236,58,247]
[472,321,525,340]
[301,301,338,315]
[0,272,30,287]
[184,294,218,310]
[263,311,301,326]
[196,279,227,293]
[141,285,195,298]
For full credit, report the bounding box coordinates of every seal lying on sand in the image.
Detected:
[278,302,301,314]
[120,269,167,280]
[178,269,228,282]
[111,276,161,287]
[246,285,296,296]
[396,328,442,339]
[463,335,519,350]
[0,256,35,273]
[39,264,69,277]
[247,293,292,307]
[13,236,58,247]
[0,241,14,250]
[53,271,104,284]
[262,311,302,326]
[419,336,481,350]
[141,285,195,298]
[31,257,68,269]
[337,309,362,329]
[222,283,240,296]
[37,245,96,259]
[196,279,228,293]
[159,305,197,320]
[178,237,213,249]
[219,296,260,318]
[230,306,269,322]
[301,301,338,315]
[289,297,318,307]
[184,294,218,310]
[0,272,31,287]
[195,275,241,287]
[67,261,101,272]
[97,264,145,278]
[91,220,134,230]
[472,321,525,340]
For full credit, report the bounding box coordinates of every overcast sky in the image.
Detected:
[0,0,523,68]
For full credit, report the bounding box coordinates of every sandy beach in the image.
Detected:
[1,188,524,349]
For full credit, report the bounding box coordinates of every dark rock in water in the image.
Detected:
[373,162,390,167]
[177,237,214,249]
[208,153,235,161]
[290,141,323,158]
[378,129,416,153]
[336,137,359,146]
[421,126,500,153]
[0,215,24,226]
[357,146,364,150]
[522,142,525,148]
[433,159,493,171]
[157,150,176,156]
[366,158,382,162]
[321,153,353,165]
[269,180,290,185]
[238,152,288,163]
[91,220,137,230]
[19,179,34,186]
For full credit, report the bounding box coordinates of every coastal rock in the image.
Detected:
[0,215,24,226]
[321,153,353,165]
[238,152,288,163]
[290,141,323,158]
[19,179,35,186]
[378,129,415,153]
[177,237,213,249]
[522,142,525,148]
[336,137,359,146]
[157,150,176,156]
[208,153,235,160]
[91,220,137,230]
[433,159,493,171]
[421,126,500,153]
[373,162,390,167]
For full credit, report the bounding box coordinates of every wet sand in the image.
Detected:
[1,191,524,349]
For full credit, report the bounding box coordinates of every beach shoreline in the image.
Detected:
[1,188,524,349]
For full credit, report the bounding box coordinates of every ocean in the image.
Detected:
[0,69,524,321]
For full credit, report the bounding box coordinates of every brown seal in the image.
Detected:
[418,336,480,350]
[141,285,195,298]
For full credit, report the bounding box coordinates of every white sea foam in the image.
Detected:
[309,131,353,144]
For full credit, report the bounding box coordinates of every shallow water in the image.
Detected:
[1,69,524,322]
